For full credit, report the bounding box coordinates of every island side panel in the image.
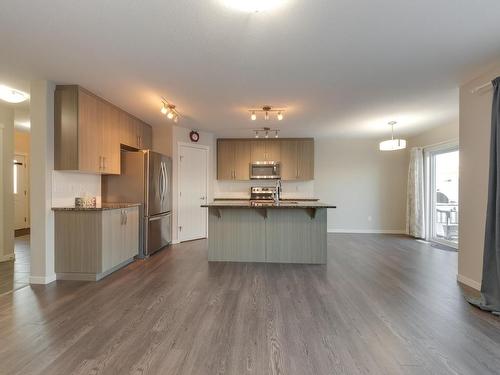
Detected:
[208,207,266,262]
[265,208,327,264]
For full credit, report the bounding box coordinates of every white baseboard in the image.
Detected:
[0,253,15,262]
[171,240,180,245]
[328,229,407,234]
[29,274,57,285]
[457,274,481,291]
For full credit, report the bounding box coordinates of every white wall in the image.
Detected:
[408,121,459,148]
[30,80,56,284]
[315,138,408,233]
[458,62,500,290]
[0,105,14,262]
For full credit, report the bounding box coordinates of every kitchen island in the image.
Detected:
[202,201,336,264]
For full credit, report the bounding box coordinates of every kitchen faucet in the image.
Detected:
[274,179,282,204]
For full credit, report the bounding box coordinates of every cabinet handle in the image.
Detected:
[125,211,128,225]
[99,156,103,170]
[103,156,106,170]
[120,210,124,225]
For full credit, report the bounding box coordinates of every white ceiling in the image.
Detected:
[0,0,499,138]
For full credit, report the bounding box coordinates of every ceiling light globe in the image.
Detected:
[167,112,174,120]
[379,139,407,151]
[160,105,168,115]
[222,0,286,13]
[0,85,29,104]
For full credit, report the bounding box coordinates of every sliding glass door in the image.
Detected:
[426,144,459,248]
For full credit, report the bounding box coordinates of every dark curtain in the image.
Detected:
[468,77,500,315]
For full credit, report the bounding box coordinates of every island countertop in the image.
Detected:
[202,201,336,209]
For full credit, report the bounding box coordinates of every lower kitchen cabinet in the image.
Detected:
[54,206,139,281]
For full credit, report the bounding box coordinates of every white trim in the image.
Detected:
[0,253,15,262]
[29,274,57,285]
[177,142,209,242]
[171,239,181,245]
[328,229,407,234]
[457,274,481,291]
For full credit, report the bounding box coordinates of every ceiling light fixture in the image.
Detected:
[221,0,286,13]
[379,121,406,151]
[160,97,180,123]
[253,127,279,139]
[0,85,29,104]
[248,105,285,121]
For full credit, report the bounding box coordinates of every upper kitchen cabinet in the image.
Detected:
[140,122,153,149]
[55,85,154,175]
[280,140,298,180]
[281,139,314,180]
[297,139,314,180]
[55,85,120,175]
[217,138,314,181]
[250,140,281,162]
[217,139,251,180]
[119,114,153,150]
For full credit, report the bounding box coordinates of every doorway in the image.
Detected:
[14,153,30,233]
[178,143,208,242]
[425,143,459,248]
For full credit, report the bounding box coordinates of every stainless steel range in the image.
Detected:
[250,186,278,201]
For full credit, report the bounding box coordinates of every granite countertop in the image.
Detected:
[214,197,320,202]
[52,203,141,211]
[202,201,336,209]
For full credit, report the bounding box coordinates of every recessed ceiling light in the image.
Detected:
[0,85,29,104]
[221,0,286,13]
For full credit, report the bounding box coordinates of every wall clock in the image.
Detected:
[190,130,200,143]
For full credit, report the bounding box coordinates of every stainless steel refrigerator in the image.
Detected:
[102,150,172,257]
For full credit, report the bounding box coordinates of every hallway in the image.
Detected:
[0,235,30,296]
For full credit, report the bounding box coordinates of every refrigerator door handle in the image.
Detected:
[163,162,168,201]
[158,163,164,202]
[149,215,165,222]
[160,162,165,202]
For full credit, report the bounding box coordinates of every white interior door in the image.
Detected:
[179,144,208,242]
[14,154,30,230]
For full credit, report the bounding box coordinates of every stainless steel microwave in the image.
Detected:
[250,161,281,180]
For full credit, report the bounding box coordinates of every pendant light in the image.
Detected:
[379,121,406,151]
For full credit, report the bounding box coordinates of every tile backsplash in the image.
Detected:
[51,171,101,207]
[214,180,315,199]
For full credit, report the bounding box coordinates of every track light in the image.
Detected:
[255,131,259,138]
[275,130,279,138]
[247,106,286,121]
[160,98,180,123]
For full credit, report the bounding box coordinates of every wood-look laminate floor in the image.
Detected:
[0,235,30,296]
[1,234,499,375]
